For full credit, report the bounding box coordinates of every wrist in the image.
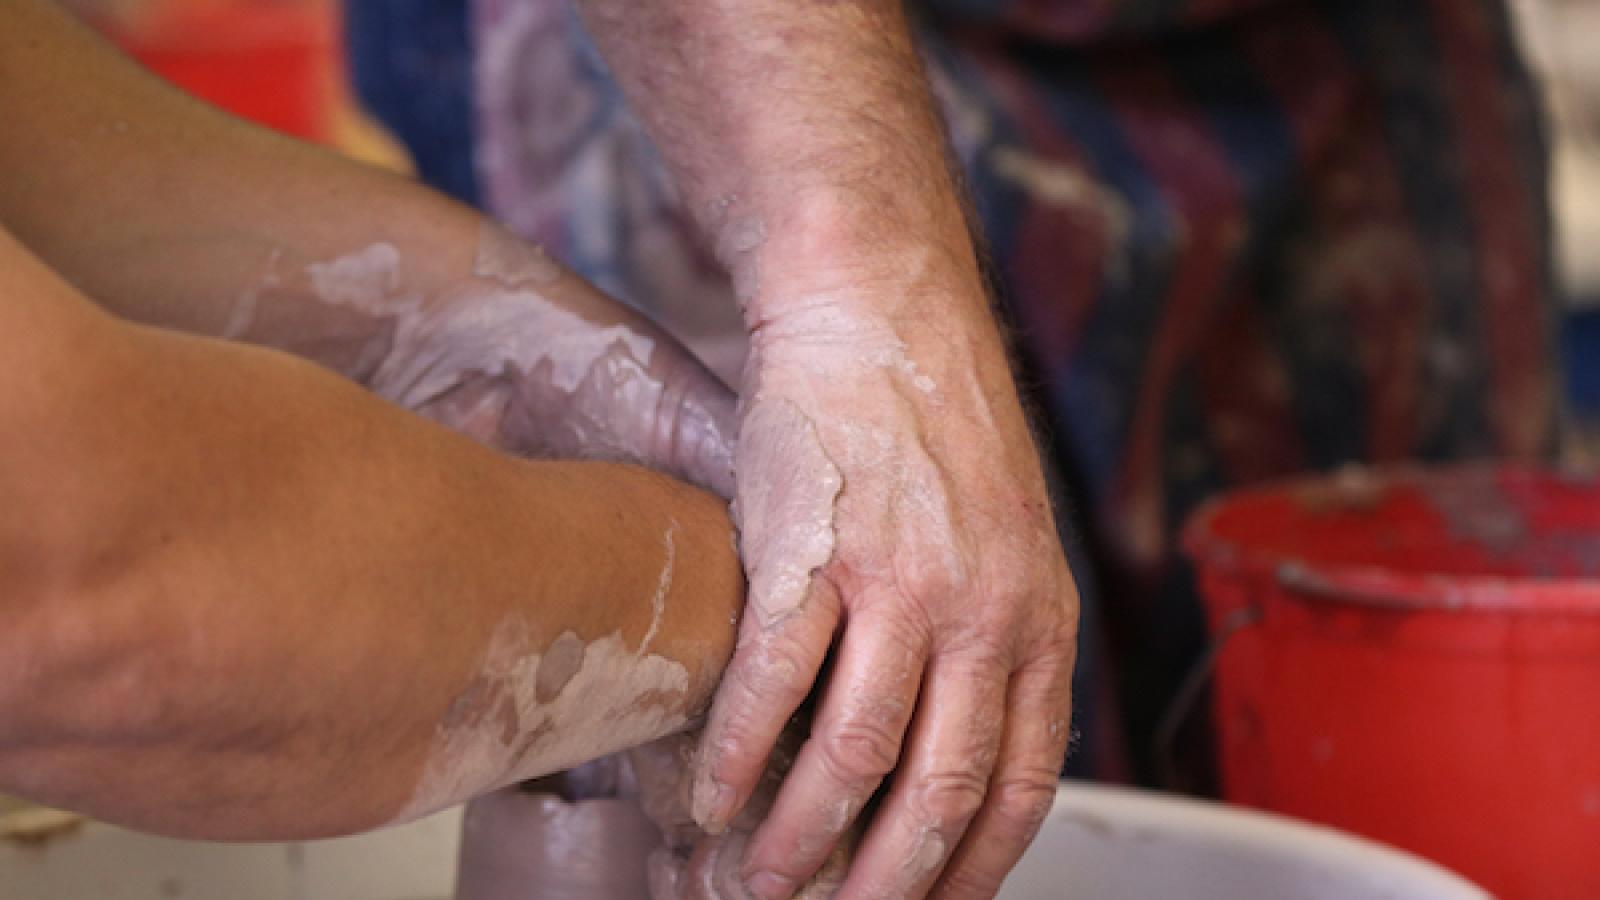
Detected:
[728,182,986,316]
[743,255,1001,379]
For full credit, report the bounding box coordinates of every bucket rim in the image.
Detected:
[1181,463,1600,615]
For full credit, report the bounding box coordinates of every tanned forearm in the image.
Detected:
[0,230,743,841]
[0,0,705,397]
[0,0,738,496]
[0,0,494,347]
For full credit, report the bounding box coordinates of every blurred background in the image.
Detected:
[1517,0,1600,455]
[5,1,1600,897]
[52,0,410,168]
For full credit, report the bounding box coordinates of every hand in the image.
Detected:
[382,225,737,494]
[692,286,1080,900]
[631,726,856,900]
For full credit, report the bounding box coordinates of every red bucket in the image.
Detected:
[98,3,337,142]
[1183,465,1600,898]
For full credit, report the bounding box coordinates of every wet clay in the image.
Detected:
[733,397,843,628]
[455,784,661,900]
[474,221,563,289]
[535,632,587,704]
[396,618,691,824]
[640,523,678,656]
[630,726,855,900]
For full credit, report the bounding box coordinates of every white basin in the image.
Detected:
[0,783,1486,899]
[1000,783,1488,900]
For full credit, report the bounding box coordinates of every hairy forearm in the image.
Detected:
[575,0,986,323]
[0,240,743,841]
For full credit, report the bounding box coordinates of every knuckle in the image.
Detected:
[1051,588,1082,639]
[700,721,748,774]
[732,628,816,703]
[1019,602,1080,667]
[917,769,990,828]
[1033,618,1078,665]
[895,559,957,606]
[986,563,1036,608]
[991,771,1058,837]
[821,717,903,783]
[940,628,1016,673]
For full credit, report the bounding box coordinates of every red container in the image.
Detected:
[1184,465,1600,898]
[101,3,336,141]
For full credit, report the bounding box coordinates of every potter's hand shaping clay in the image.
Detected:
[694,297,1079,900]
[573,1,1084,896]
[630,727,855,900]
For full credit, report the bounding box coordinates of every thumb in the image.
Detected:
[656,360,738,500]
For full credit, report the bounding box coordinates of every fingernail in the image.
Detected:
[692,776,736,833]
[745,870,796,900]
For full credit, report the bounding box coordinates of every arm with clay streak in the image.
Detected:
[0,0,732,496]
[0,223,745,840]
[574,3,1081,899]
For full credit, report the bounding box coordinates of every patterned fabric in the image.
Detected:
[920,0,1560,783]
[351,0,1561,785]
[344,0,480,204]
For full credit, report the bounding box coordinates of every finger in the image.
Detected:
[793,836,854,900]
[932,649,1075,900]
[678,831,751,900]
[834,646,1012,900]
[692,576,842,833]
[739,604,931,898]
[657,363,737,499]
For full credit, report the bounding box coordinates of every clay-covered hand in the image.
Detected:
[692,283,1080,899]
[400,226,735,494]
[229,222,736,496]
[632,725,856,900]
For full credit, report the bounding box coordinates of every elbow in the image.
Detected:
[0,408,186,757]
[0,576,195,813]
[0,553,189,754]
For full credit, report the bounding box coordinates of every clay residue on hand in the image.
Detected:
[901,824,948,887]
[752,301,939,394]
[734,396,843,628]
[396,616,692,824]
[295,241,659,412]
[632,724,858,900]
